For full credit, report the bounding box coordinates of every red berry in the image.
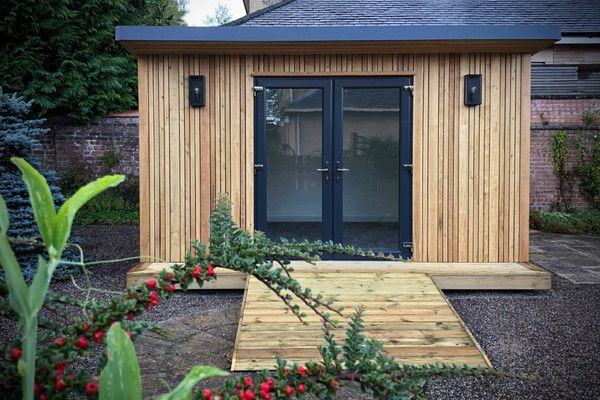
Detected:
[266,377,274,387]
[244,389,255,400]
[53,337,64,347]
[34,382,43,394]
[127,331,133,338]
[127,312,136,320]
[260,382,270,392]
[76,336,89,349]
[81,323,91,332]
[283,368,290,376]
[192,266,202,278]
[165,283,175,293]
[284,385,294,397]
[298,383,306,393]
[330,380,339,390]
[55,362,67,373]
[11,347,21,360]
[244,376,254,387]
[93,330,105,343]
[146,279,157,289]
[40,395,47,400]
[238,391,246,399]
[85,381,99,395]
[207,264,215,277]
[235,383,242,390]
[55,378,66,391]
[297,365,308,375]
[260,392,271,400]
[149,291,159,306]
[165,272,173,281]
[202,388,212,400]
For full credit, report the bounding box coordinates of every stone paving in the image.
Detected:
[530,231,600,284]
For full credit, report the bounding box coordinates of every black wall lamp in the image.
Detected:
[464,74,482,106]
[189,75,205,107]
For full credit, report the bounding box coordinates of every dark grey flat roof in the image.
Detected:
[115,25,560,43]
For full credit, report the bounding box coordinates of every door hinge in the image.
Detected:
[402,242,414,251]
[253,86,264,96]
[254,164,264,174]
[403,85,414,94]
[403,163,413,174]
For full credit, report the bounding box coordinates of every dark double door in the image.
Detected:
[254,77,413,258]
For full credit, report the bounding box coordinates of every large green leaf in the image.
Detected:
[11,158,57,252]
[99,323,142,400]
[0,195,28,317]
[157,366,228,400]
[52,174,124,256]
[27,257,54,314]
[0,194,8,233]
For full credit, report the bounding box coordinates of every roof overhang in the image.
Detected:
[116,25,560,56]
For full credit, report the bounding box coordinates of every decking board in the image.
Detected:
[126,261,551,290]
[231,271,491,371]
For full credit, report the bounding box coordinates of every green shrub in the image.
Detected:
[530,210,600,234]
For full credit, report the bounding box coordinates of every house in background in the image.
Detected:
[238,0,600,210]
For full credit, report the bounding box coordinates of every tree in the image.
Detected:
[204,3,233,26]
[144,0,187,26]
[0,0,186,121]
[0,89,76,281]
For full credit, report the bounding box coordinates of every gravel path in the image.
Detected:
[1,226,599,399]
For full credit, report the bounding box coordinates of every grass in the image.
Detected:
[530,210,600,234]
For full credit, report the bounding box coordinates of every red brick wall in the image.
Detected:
[36,100,600,211]
[530,99,600,211]
[36,112,139,177]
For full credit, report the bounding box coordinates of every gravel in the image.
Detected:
[1,225,599,399]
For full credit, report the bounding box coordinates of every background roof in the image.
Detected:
[230,0,600,35]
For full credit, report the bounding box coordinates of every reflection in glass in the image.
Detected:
[266,88,322,242]
[341,88,400,250]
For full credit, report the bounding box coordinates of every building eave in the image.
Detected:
[116,25,560,56]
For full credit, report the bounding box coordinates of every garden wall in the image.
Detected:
[36,112,139,177]
[530,98,599,210]
[36,99,599,211]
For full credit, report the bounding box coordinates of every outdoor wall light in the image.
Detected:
[189,75,205,107]
[464,74,482,106]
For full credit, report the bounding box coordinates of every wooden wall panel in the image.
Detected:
[137,53,530,263]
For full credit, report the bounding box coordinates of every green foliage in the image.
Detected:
[0,0,186,120]
[59,157,140,225]
[0,158,123,400]
[144,0,186,26]
[158,366,228,400]
[582,110,597,126]
[0,90,77,281]
[99,323,142,400]
[551,131,574,211]
[530,210,600,234]
[575,134,600,210]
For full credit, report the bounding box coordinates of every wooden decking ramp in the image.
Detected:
[231,271,492,371]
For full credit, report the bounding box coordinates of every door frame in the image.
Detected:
[254,76,413,258]
[253,77,333,242]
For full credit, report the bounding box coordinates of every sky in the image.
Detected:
[184,0,247,26]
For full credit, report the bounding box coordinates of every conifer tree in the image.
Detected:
[0,89,75,281]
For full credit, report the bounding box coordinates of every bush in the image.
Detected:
[0,89,77,281]
[530,210,600,234]
[59,156,139,225]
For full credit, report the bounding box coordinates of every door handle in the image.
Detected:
[317,161,330,182]
[335,161,349,182]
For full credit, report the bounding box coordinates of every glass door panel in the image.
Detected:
[265,87,324,242]
[339,87,401,250]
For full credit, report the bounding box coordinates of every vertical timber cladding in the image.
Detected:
[137,53,530,263]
